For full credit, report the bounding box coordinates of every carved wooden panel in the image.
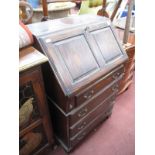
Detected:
[53,35,99,82]
[19,82,40,131]
[91,27,123,63]
[19,66,54,154]
[40,33,101,95]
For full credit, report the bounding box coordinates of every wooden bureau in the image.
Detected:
[19,47,54,155]
[28,15,128,152]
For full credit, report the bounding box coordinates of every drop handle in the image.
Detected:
[78,122,87,130]
[112,72,121,79]
[112,84,119,92]
[78,108,88,118]
[77,132,86,141]
[83,90,94,100]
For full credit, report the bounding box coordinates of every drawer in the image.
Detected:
[69,81,120,126]
[69,94,116,137]
[75,65,124,107]
[70,104,114,148]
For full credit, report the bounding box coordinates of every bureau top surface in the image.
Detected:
[28,15,128,96]
[27,14,109,37]
[19,46,48,72]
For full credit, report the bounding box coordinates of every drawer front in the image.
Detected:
[75,65,124,107]
[70,104,114,148]
[70,94,116,137]
[69,81,120,126]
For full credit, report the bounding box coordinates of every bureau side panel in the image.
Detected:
[48,99,70,148]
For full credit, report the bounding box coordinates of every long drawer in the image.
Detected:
[69,80,120,126]
[69,93,116,137]
[70,103,114,148]
[75,65,124,107]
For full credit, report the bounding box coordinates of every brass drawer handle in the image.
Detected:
[112,72,121,79]
[77,132,86,141]
[83,90,94,100]
[112,84,119,92]
[78,108,88,118]
[78,122,87,130]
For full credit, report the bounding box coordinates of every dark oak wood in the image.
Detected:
[75,65,124,107]
[28,15,128,152]
[69,78,122,126]
[19,47,54,155]
[70,102,114,148]
[69,97,115,137]
[31,19,127,96]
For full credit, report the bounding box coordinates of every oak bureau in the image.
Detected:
[28,15,128,152]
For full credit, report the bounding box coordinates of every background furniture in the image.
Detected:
[115,28,135,94]
[114,0,135,94]
[32,2,76,22]
[19,1,34,24]
[19,46,54,155]
[79,0,117,16]
[28,15,128,152]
